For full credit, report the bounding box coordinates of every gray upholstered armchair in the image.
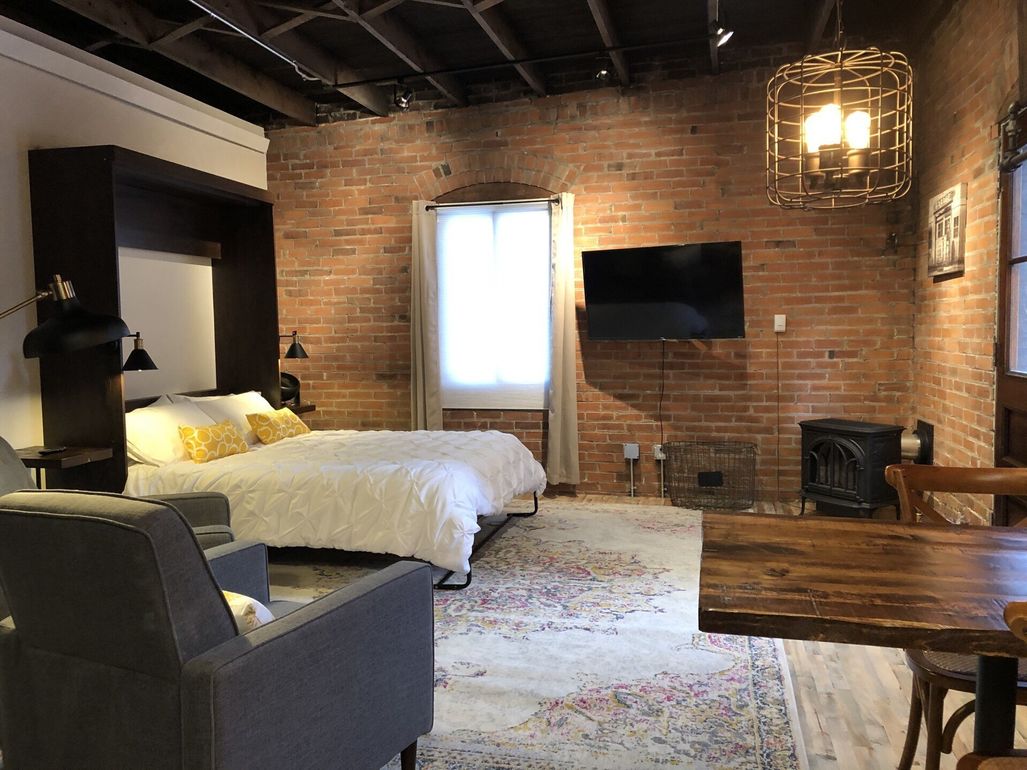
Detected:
[0,435,236,621]
[0,435,234,549]
[0,490,435,770]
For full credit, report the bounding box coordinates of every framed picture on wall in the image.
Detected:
[927,182,967,278]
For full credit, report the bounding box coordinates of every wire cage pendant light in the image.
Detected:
[766,1,912,210]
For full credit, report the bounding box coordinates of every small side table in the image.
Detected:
[288,403,316,415]
[15,446,114,488]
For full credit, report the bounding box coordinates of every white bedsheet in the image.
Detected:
[124,429,547,574]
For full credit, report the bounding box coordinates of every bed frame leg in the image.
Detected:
[435,568,472,590]
[432,493,539,591]
[509,491,539,518]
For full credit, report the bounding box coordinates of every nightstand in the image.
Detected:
[288,403,316,415]
[15,446,114,488]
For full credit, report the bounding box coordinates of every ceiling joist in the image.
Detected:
[360,0,409,19]
[150,15,211,46]
[260,2,343,39]
[807,0,835,53]
[49,0,318,124]
[585,0,629,86]
[705,0,719,74]
[331,0,466,105]
[187,0,391,115]
[461,0,545,96]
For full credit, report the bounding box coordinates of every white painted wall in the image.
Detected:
[118,249,218,400]
[0,17,269,448]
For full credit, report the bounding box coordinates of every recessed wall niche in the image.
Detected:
[28,145,279,491]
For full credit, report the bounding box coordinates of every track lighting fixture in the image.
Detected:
[709,0,733,48]
[393,82,414,111]
[712,22,733,47]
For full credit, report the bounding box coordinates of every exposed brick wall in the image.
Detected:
[912,0,1020,522]
[268,53,916,501]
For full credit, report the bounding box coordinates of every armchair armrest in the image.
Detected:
[148,492,231,529]
[181,561,434,770]
[204,541,270,604]
[191,525,234,550]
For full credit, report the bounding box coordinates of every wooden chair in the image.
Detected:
[958,756,1027,769]
[885,464,1027,770]
[955,602,1027,769]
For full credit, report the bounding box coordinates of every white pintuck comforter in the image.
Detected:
[124,429,546,574]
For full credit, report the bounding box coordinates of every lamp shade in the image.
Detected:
[282,331,308,359]
[123,334,158,371]
[285,340,308,359]
[23,295,130,359]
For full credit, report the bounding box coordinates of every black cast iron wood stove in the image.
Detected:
[799,418,904,517]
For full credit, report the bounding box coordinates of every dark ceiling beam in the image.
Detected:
[331,0,466,104]
[150,14,211,46]
[48,0,317,124]
[189,0,391,115]
[806,0,834,53]
[85,39,115,53]
[585,0,628,86]
[472,0,506,10]
[256,0,351,34]
[360,0,409,18]
[705,0,718,74]
[461,0,545,96]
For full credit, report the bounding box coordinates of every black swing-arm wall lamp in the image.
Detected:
[1,274,128,358]
[280,330,309,360]
[279,331,308,406]
[1,274,158,370]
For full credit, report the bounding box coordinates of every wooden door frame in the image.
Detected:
[995,106,1027,523]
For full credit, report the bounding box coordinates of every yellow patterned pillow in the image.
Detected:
[178,420,249,463]
[246,408,311,445]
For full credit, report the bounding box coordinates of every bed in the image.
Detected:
[123,399,547,579]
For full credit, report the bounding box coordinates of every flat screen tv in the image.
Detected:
[581,241,745,341]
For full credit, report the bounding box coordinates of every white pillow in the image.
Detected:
[167,392,219,403]
[173,391,275,445]
[124,401,215,466]
[222,590,274,633]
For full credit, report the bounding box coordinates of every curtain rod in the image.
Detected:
[425,196,560,211]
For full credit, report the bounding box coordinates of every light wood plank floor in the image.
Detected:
[785,638,1027,769]
[569,494,1027,768]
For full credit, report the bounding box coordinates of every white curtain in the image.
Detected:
[547,192,580,484]
[410,201,442,430]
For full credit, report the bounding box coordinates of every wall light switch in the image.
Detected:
[773,314,787,333]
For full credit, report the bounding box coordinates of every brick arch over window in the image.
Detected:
[413,152,578,200]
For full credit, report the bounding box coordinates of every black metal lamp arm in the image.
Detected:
[0,274,77,320]
[0,288,52,320]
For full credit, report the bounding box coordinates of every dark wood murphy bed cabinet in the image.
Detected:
[28,146,279,492]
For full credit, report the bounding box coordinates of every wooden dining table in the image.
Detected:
[698,512,1027,756]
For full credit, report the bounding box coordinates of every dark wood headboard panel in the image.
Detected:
[28,146,280,491]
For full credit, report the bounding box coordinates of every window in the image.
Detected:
[436,202,551,409]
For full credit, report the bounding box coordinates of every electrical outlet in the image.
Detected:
[654,443,666,460]
[623,442,640,460]
[774,314,787,333]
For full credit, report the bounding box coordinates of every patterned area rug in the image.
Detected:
[269,501,808,770]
